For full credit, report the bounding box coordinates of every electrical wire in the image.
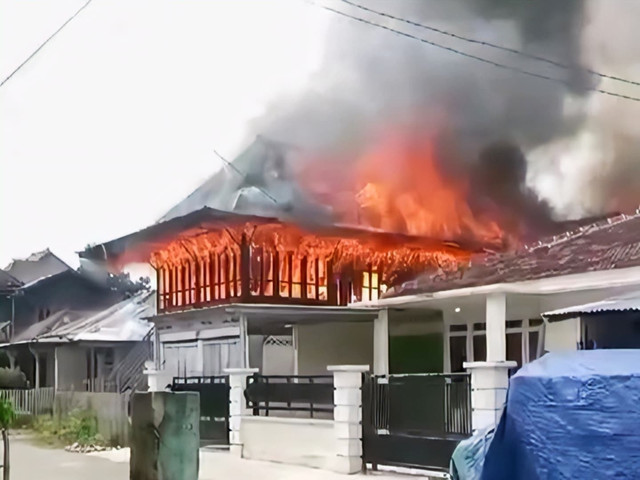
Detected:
[213,149,279,204]
[340,0,640,88]
[307,0,640,102]
[0,0,94,89]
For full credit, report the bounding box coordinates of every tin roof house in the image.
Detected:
[0,250,154,392]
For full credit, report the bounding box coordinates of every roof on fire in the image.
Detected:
[385,213,640,298]
[80,206,470,267]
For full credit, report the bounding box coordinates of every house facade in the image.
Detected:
[81,137,473,388]
[367,213,640,371]
[0,250,153,391]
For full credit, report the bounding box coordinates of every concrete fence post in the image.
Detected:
[225,368,259,456]
[464,361,517,432]
[327,365,369,474]
[143,361,173,392]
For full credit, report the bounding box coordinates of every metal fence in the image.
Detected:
[172,375,230,446]
[368,373,472,436]
[0,387,55,416]
[244,374,334,418]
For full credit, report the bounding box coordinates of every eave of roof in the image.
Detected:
[543,291,640,320]
[80,206,481,269]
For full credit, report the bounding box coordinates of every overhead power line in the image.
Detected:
[340,0,640,89]
[308,1,640,103]
[213,149,279,204]
[0,0,94,89]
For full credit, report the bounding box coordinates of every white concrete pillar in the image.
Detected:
[464,361,516,432]
[327,365,369,474]
[225,367,259,456]
[143,361,173,392]
[373,309,389,376]
[486,293,507,362]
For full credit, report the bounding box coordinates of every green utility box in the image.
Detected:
[130,391,200,480]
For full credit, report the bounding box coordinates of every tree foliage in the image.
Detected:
[107,272,151,299]
[0,399,15,430]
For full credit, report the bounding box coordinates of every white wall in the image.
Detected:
[241,416,335,470]
[296,322,372,375]
[56,345,87,391]
[262,337,295,375]
[545,317,580,352]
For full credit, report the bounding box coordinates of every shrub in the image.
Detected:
[32,409,104,447]
[0,399,14,429]
[0,368,27,389]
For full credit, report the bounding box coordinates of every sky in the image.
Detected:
[0,0,329,269]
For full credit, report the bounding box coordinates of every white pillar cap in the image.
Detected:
[463,361,517,369]
[327,365,370,373]
[224,368,259,374]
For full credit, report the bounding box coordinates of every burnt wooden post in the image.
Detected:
[240,234,251,302]
[273,251,281,298]
[327,259,337,305]
[301,257,308,299]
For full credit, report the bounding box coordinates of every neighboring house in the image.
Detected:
[0,269,22,345]
[361,214,640,375]
[5,249,72,284]
[543,291,640,350]
[2,291,154,392]
[0,249,153,390]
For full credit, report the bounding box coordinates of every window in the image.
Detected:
[164,342,199,378]
[278,252,303,298]
[362,266,381,302]
[306,256,328,301]
[203,339,242,375]
[447,317,545,372]
[473,334,487,362]
[529,330,540,362]
[449,336,467,373]
[507,332,523,365]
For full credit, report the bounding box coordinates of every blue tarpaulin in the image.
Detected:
[450,426,494,480]
[480,350,640,480]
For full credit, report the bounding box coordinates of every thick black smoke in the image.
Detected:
[247,0,626,235]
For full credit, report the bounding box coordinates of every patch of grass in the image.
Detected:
[31,410,104,447]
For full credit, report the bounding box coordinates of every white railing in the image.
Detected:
[0,387,55,416]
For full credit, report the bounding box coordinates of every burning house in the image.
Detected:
[81,131,607,383]
[82,135,508,384]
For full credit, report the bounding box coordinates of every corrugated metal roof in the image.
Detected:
[11,291,154,344]
[544,292,640,318]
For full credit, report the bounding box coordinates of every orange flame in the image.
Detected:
[299,130,508,248]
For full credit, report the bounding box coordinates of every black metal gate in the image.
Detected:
[363,373,472,472]
[172,375,230,446]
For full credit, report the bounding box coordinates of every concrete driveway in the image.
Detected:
[10,435,127,480]
[10,435,433,479]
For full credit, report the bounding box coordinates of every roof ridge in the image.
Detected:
[523,212,640,253]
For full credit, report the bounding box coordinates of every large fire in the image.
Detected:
[147,129,525,311]
[297,129,514,250]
